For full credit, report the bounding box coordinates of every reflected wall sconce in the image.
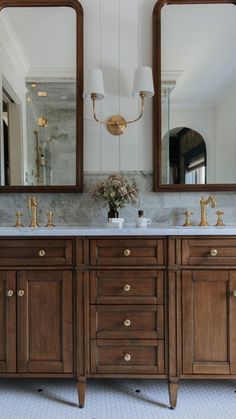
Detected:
[83,66,154,136]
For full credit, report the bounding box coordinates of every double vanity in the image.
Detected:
[1,225,236,409]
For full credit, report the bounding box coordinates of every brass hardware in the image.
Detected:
[124,249,131,257]
[45,211,55,228]
[199,195,216,226]
[15,211,24,228]
[37,116,48,127]
[6,290,14,297]
[28,197,39,228]
[38,249,46,257]
[91,91,147,136]
[124,319,131,327]
[124,353,131,362]
[215,210,225,227]
[107,115,127,136]
[183,210,193,227]
[17,290,24,297]
[233,290,236,297]
[210,249,218,257]
[123,284,131,292]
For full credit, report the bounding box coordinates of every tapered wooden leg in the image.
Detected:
[77,379,86,408]
[168,381,179,410]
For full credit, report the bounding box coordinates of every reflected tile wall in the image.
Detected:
[0,172,236,227]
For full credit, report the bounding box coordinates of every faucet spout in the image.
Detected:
[28,197,39,228]
[199,195,216,226]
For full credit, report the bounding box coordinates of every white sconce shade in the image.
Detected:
[83,68,105,100]
[132,66,154,98]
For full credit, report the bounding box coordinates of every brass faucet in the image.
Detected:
[28,197,39,228]
[199,195,216,226]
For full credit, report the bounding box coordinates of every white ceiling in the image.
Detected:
[161,3,236,106]
[2,6,76,77]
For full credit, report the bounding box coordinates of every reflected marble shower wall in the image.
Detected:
[26,80,76,186]
[0,172,236,228]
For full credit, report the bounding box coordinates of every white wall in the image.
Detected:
[215,85,236,183]
[81,0,156,172]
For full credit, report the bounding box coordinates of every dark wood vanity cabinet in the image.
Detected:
[2,234,236,410]
[0,239,74,375]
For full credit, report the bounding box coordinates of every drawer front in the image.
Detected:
[90,270,164,304]
[91,339,164,374]
[182,238,236,265]
[90,305,164,339]
[0,239,73,266]
[90,239,164,266]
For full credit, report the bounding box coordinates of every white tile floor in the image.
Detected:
[0,378,235,419]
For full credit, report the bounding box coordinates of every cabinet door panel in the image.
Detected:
[182,270,230,375]
[0,271,16,373]
[17,270,73,373]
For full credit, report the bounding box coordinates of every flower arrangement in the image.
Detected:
[91,174,138,214]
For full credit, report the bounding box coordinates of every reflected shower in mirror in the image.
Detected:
[153,0,236,191]
[162,127,206,185]
[0,0,83,192]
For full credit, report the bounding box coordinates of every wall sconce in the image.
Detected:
[83,66,154,136]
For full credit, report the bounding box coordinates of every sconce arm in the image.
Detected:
[90,91,147,136]
[92,94,107,125]
[126,92,146,125]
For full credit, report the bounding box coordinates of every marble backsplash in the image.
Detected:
[0,171,236,228]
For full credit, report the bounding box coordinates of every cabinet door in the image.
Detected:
[17,270,73,374]
[0,271,16,373]
[182,270,236,375]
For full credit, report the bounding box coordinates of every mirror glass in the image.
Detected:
[153,1,236,190]
[0,2,83,191]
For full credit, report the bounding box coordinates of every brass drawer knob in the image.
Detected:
[123,249,131,257]
[124,319,131,327]
[233,290,236,298]
[6,290,14,297]
[210,249,218,257]
[38,249,46,257]
[124,353,131,362]
[123,284,131,292]
[17,290,24,297]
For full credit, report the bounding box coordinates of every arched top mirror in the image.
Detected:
[153,0,236,191]
[0,0,83,192]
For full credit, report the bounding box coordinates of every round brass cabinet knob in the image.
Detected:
[233,290,236,298]
[17,290,24,297]
[124,319,131,327]
[6,290,14,297]
[210,249,218,257]
[124,353,131,362]
[123,249,131,257]
[38,249,46,257]
[123,284,131,292]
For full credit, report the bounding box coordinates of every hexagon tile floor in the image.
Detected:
[0,378,235,419]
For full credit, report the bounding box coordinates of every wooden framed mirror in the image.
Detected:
[0,0,83,192]
[153,0,236,191]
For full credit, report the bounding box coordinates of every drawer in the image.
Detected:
[0,239,73,266]
[91,339,164,374]
[90,239,164,266]
[182,238,236,265]
[90,270,164,304]
[90,305,164,339]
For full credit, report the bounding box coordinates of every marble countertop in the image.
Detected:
[0,225,236,236]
